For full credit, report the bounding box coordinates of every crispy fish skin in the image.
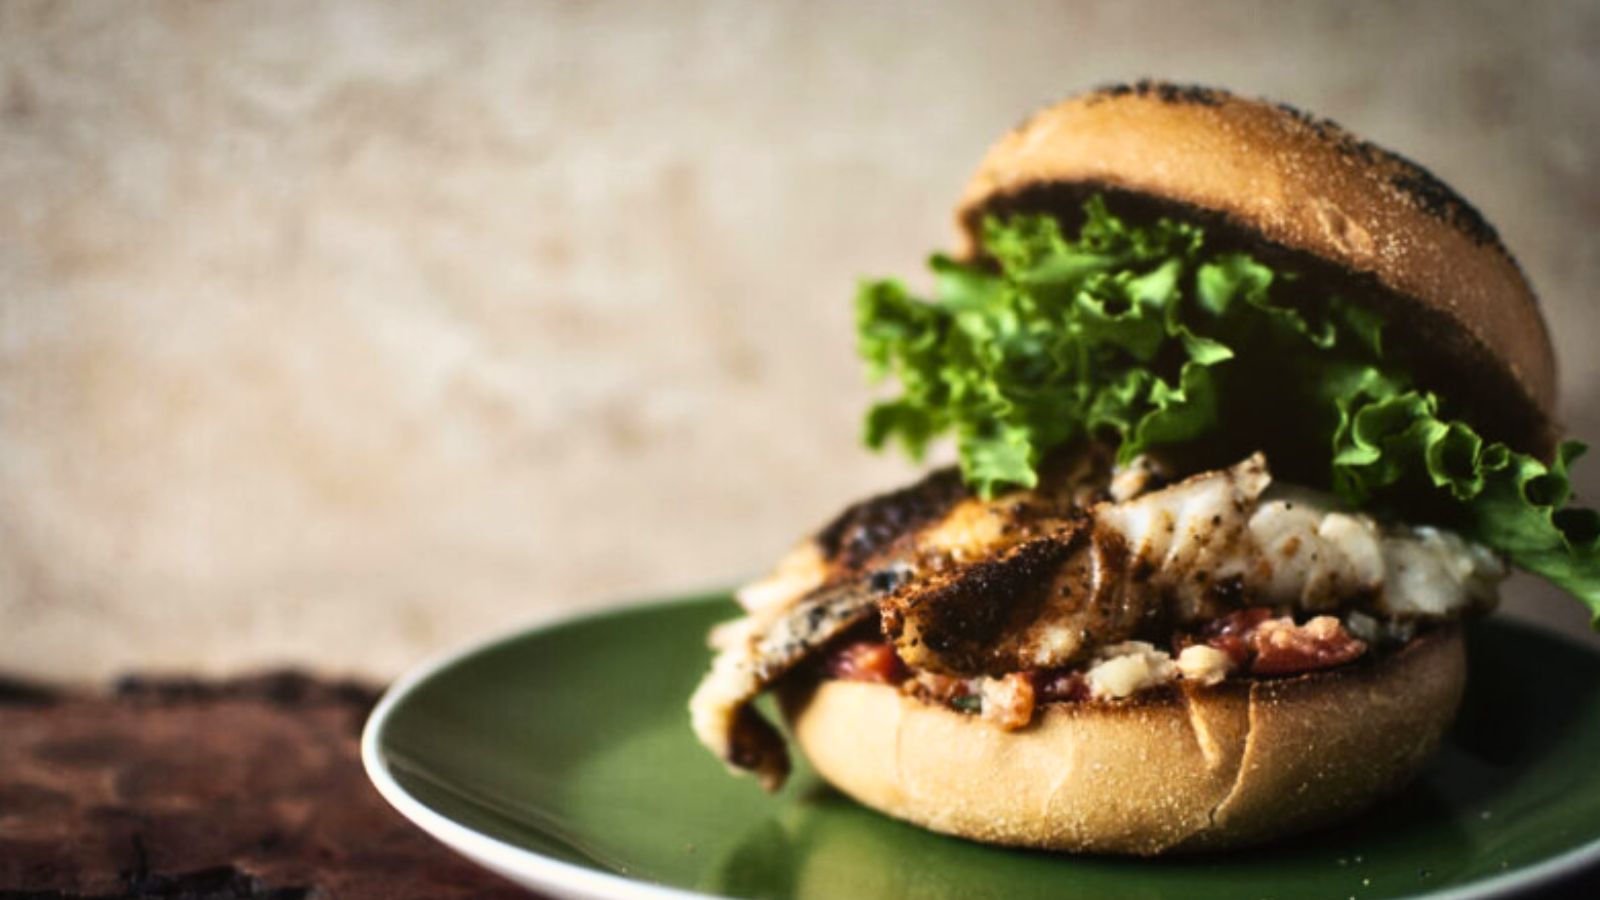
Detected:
[690,577,879,790]
[883,522,1151,676]
[880,453,1500,678]
[692,447,1505,790]
[689,468,981,789]
[813,469,970,574]
[690,448,1117,789]
[884,457,1270,675]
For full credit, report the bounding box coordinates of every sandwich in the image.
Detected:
[688,82,1600,854]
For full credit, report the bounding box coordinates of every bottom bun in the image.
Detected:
[780,627,1465,855]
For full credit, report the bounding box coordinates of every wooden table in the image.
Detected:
[0,673,529,899]
[5,672,1596,899]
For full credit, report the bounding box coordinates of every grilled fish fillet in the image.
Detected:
[690,449,1502,789]
[689,449,1114,788]
[885,454,1501,676]
[688,469,971,789]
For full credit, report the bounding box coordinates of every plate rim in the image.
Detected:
[363,596,1600,900]
[363,595,732,900]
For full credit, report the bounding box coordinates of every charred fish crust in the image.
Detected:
[727,704,788,785]
[868,567,905,593]
[887,535,1080,671]
[881,457,1281,678]
[1130,554,1156,583]
[753,578,879,681]
[1095,523,1129,575]
[1088,525,1132,613]
[815,468,969,570]
[689,574,883,791]
[1208,573,1246,607]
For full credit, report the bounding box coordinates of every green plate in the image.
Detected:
[363,594,1600,899]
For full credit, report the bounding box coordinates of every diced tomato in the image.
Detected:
[1249,616,1367,676]
[981,673,1037,730]
[1204,606,1276,639]
[1194,607,1275,667]
[1032,669,1091,703]
[826,641,908,684]
[1207,633,1251,667]
[1186,608,1367,676]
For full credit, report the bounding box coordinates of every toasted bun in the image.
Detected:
[956,82,1555,455]
[781,626,1465,855]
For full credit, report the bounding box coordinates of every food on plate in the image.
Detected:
[688,82,1599,854]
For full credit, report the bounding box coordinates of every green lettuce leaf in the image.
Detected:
[856,196,1600,623]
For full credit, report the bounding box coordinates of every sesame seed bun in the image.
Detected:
[956,82,1555,456]
[781,626,1465,855]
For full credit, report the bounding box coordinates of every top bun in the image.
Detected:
[956,82,1556,455]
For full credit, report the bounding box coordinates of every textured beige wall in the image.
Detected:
[3,1,1598,681]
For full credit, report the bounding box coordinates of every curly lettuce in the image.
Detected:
[857,197,1600,622]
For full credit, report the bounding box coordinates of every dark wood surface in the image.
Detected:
[4,671,1597,899]
[0,673,530,899]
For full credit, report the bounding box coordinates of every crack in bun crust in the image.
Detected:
[780,627,1465,855]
